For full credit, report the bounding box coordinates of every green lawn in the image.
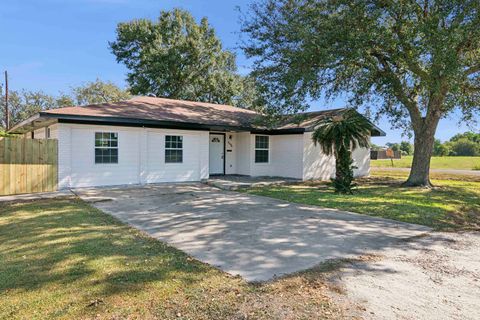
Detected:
[246,175,480,230]
[371,169,480,182]
[371,155,480,170]
[0,197,341,320]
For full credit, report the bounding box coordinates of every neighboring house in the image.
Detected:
[9,96,385,189]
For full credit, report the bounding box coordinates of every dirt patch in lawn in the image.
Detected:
[330,232,480,320]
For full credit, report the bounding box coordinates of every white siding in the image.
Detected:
[199,132,209,180]
[352,146,370,177]
[235,132,251,175]
[33,127,46,139]
[224,132,236,174]
[69,125,141,187]
[145,130,208,183]
[270,135,304,178]
[31,124,58,139]
[249,134,304,179]
[302,132,336,180]
[57,124,72,189]
[57,123,209,189]
[53,124,370,188]
[49,125,59,139]
[302,132,370,180]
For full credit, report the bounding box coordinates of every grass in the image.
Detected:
[371,155,480,170]
[0,197,343,320]
[245,172,480,231]
[371,168,480,182]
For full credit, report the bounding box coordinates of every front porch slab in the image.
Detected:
[205,175,301,190]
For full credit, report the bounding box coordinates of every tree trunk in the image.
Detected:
[333,146,355,193]
[403,118,439,187]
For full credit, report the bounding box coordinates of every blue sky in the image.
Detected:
[1,0,477,144]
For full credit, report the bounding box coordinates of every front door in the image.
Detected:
[209,134,224,175]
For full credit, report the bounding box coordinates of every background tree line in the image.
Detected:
[0,79,129,130]
[433,132,480,156]
[372,131,480,157]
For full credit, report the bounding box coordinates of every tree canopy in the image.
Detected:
[72,79,130,105]
[110,8,257,107]
[1,79,129,129]
[241,0,480,186]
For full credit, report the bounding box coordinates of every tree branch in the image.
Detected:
[370,50,423,126]
[390,15,429,81]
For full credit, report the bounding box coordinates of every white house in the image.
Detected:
[9,96,385,189]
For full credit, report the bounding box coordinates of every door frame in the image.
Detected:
[209,132,226,175]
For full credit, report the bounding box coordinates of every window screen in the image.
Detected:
[255,135,269,163]
[165,135,183,163]
[95,132,118,164]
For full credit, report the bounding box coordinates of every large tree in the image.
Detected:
[241,0,480,187]
[110,8,254,107]
[71,79,130,105]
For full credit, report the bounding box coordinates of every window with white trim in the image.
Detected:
[46,127,51,139]
[165,135,183,163]
[255,135,269,163]
[95,132,118,164]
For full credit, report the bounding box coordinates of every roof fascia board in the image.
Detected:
[44,113,308,134]
[7,113,41,133]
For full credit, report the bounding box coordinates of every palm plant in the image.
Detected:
[312,109,372,194]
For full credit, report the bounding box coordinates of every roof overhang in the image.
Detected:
[9,109,384,136]
[303,122,386,137]
[9,112,306,135]
[368,123,386,137]
[7,114,58,134]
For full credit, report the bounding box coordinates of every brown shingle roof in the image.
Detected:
[44,96,260,128]
[276,109,347,130]
[10,96,385,136]
[277,109,385,136]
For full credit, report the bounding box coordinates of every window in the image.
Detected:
[255,135,269,163]
[95,132,118,164]
[165,135,183,163]
[46,127,51,139]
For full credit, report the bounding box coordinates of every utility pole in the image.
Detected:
[4,71,9,130]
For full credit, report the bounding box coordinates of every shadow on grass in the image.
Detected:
[0,197,213,298]
[247,178,480,230]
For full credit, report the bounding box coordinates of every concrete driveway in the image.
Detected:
[75,183,430,281]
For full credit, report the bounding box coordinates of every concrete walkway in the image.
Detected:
[0,190,74,202]
[206,175,300,190]
[75,183,430,282]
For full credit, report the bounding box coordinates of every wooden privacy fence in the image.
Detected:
[0,138,58,196]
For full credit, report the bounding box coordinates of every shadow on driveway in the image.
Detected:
[75,183,430,281]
